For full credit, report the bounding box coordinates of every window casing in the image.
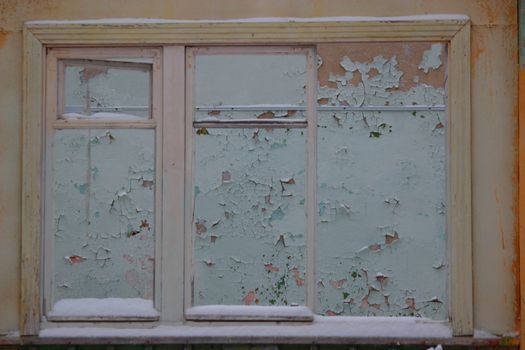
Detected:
[21,17,471,337]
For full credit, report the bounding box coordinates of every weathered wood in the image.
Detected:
[25,19,468,45]
[448,22,473,336]
[305,48,316,311]
[21,28,43,336]
[161,46,186,322]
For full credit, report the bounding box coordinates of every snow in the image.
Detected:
[427,345,443,350]
[48,298,159,318]
[62,112,146,120]
[27,15,469,26]
[186,305,313,320]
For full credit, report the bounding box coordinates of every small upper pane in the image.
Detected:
[61,58,152,120]
[194,53,307,108]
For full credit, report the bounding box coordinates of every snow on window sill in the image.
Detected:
[46,298,159,321]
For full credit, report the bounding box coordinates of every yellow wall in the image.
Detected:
[0,0,518,335]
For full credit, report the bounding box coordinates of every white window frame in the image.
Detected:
[43,47,163,321]
[21,16,471,337]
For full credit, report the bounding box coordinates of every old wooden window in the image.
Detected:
[44,47,162,320]
[22,17,471,338]
[185,47,315,320]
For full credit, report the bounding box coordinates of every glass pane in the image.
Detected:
[316,42,447,319]
[62,58,152,119]
[193,127,306,306]
[194,53,307,108]
[53,129,155,305]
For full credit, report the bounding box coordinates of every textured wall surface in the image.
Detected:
[0,0,517,336]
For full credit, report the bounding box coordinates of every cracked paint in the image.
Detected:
[193,127,306,306]
[316,43,447,319]
[53,129,155,302]
[192,52,307,307]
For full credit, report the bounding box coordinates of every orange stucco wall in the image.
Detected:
[0,0,518,336]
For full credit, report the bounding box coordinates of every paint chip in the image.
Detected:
[65,255,86,264]
[385,231,399,245]
[257,111,275,119]
[418,44,443,73]
[264,263,279,272]
[196,127,209,135]
[292,267,305,286]
[222,171,231,183]
[139,219,150,230]
[368,243,381,252]
[375,273,389,284]
[195,219,207,234]
[329,278,348,289]
[79,66,108,84]
[243,291,256,305]
[142,180,154,189]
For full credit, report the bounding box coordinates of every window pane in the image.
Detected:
[53,129,155,304]
[316,43,448,319]
[62,59,152,119]
[194,53,307,108]
[193,127,307,306]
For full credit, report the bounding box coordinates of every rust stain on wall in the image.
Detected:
[472,28,487,70]
[510,22,520,332]
[511,8,520,330]
[317,42,447,92]
[477,0,516,25]
[0,30,8,48]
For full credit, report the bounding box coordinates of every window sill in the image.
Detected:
[2,317,515,346]
[46,298,159,322]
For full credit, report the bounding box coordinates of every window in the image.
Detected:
[185,47,314,320]
[43,48,162,320]
[22,17,471,338]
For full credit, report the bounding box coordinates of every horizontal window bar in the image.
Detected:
[193,119,307,128]
[195,104,446,112]
[195,104,306,111]
[318,105,446,111]
[64,105,149,112]
[53,120,156,129]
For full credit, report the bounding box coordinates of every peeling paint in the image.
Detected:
[54,129,154,302]
[192,52,307,307]
[418,44,443,73]
[63,60,151,118]
[193,128,306,306]
[316,43,447,319]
